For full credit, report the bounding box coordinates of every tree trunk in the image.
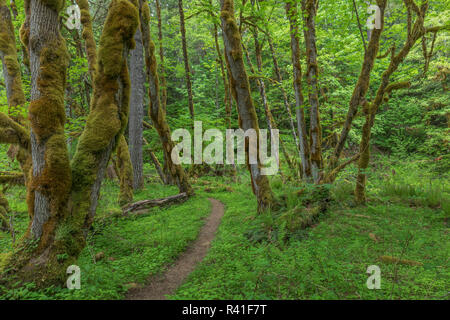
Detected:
[267,34,299,157]
[330,0,387,171]
[355,0,429,203]
[27,0,71,241]
[1,0,140,287]
[139,0,193,195]
[0,0,31,219]
[285,1,312,181]
[128,26,145,190]
[220,0,274,212]
[0,0,73,285]
[178,0,194,121]
[301,0,323,183]
[213,22,237,178]
[0,0,26,117]
[243,35,293,179]
[155,0,167,110]
[76,0,97,81]
[0,191,11,232]
[213,24,232,129]
[117,135,134,205]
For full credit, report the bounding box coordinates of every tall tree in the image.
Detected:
[139,0,193,195]
[329,0,387,171]
[128,24,145,190]
[285,0,312,181]
[178,0,195,121]
[355,0,444,203]
[220,0,274,212]
[301,0,322,183]
[155,0,167,110]
[266,33,299,158]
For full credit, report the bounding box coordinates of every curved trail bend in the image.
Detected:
[125,198,224,300]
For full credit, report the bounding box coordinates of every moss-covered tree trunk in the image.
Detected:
[355,0,432,203]
[266,33,299,158]
[301,0,323,183]
[213,23,232,133]
[178,0,194,121]
[155,0,173,184]
[128,25,145,190]
[213,22,237,178]
[0,0,139,287]
[155,0,167,110]
[0,0,26,117]
[27,0,71,245]
[139,0,193,195]
[329,0,387,172]
[0,191,10,232]
[285,1,312,181]
[0,0,31,221]
[76,0,97,80]
[117,135,134,205]
[220,0,274,212]
[0,0,73,285]
[243,33,294,179]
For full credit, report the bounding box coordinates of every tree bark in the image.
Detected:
[220,0,274,212]
[285,1,312,181]
[128,26,145,190]
[27,0,71,240]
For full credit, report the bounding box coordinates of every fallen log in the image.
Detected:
[122,192,188,215]
[0,171,25,186]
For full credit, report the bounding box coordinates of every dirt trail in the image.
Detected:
[125,198,224,300]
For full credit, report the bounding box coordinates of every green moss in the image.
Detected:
[71,0,139,225]
[0,2,26,111]
[117,135,133,205]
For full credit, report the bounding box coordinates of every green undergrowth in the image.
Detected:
[170,160,448,300]
[0,157,448,299]
[0,179,211,299]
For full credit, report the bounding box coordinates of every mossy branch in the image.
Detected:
[76,0,97,80]
[384,81,411,95]
[0,112,30,149]
[0,171,25,186]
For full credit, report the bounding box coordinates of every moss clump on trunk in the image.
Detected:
[117,135,134,205]
[0,0,26,116]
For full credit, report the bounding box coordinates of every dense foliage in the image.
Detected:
[0,0,448,300]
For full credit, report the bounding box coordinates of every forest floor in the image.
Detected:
[125,198,224,300]
[0,156,448,299]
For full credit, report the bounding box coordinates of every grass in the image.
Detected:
[0,179,211,299]
[0,157,448,299]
